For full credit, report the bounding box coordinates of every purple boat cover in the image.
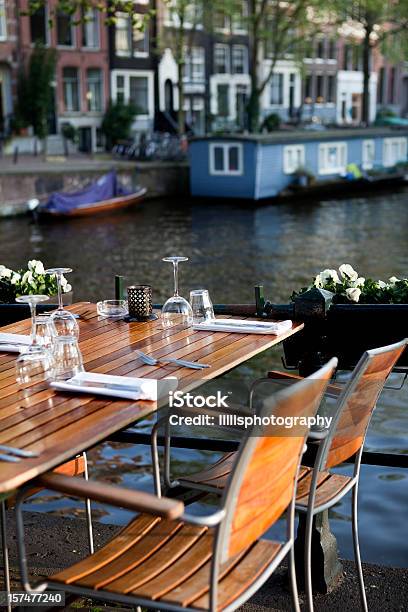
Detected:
[43,171,131,213]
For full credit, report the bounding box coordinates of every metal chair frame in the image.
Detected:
[14,360,337,612]
[0,452,94,612]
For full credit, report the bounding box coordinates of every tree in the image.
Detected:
[330,1,408,125]
[101,100,137,149]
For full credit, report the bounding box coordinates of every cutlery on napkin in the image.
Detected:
[51,372,178,401]
[192,319,293,335]
[0,333,31,352]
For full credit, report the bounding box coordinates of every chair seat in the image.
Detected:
[50,513,282,610]
[179,457,353,510]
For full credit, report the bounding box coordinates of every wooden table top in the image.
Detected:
[0,302,303,494]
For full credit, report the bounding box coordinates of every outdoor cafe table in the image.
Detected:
[0,302,304,497]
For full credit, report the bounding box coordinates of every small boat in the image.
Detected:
[34,171,147,218]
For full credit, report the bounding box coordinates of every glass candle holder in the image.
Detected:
[126,285,158,322]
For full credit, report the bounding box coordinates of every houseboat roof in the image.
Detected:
[191,127,408,145]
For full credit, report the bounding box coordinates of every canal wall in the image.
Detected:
[0,158,189,216]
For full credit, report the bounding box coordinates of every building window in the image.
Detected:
[183,47,205,82]
[82,9,99,48]
[63,67,80,112]
[328,39,336,60]
[129,76,149,114]
[316,75,324,103]
[378,67,385,104]
[0,1,6,40]
[214,44,230,74]
[133,24,149,56]
[115,13,131,56]
[318,142,347,175]
[86,68,102,112]
[30,6,47,44]
[283,145,305,174]
[232,46,248,74]
[217,84,229,116]
[327,75,336,103]
[388,67,395,104]
[344,44,352,71]
[232,1,248,32]
[316,38,325,59]
[57,11,74,46]
[209,143,243,176]
[270,73,283,106]
[362,140,375,169]
[304,74,312,103]
[383,137,407,167]
[116,75,125,103]
[214,10,229,32]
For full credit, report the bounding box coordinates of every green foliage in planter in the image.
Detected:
[291,264,408,304]
[0,260,71,304]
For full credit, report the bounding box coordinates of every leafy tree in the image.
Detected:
[101,100,137,149]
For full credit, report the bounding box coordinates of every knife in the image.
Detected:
[63,380,144,394]
[0,444,39,458]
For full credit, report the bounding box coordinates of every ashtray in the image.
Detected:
[96,300,128,319]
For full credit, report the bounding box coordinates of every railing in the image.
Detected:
[112,133,188,162]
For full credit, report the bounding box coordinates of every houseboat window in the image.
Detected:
[214,44,230,74]
[362,140,375,169]
[0,0,6,40]
[283,145,305,174]
[209,143,243,176]
[318,142,347,175]
[270,73,283,106]
[383,138,407,167]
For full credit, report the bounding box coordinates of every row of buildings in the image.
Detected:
[0,1,407,152]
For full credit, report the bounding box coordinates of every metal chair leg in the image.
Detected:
[304,508,315,612]
[82,452,94,554]
[351,482,368,612]
[289,543,301,612]
[1,500,12,612]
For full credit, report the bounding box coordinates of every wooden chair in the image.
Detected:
[151,339,407,612]
[14,359,336,612]
[1,453,94,612]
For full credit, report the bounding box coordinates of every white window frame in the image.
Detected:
[82,8,100,49]
[183,46,205,83]
[62,67,81,113]
[318,142,347,175]
[270,73,284,106]
[232,45,248,74]
[86,68,103,112]
[111,70,154,119]
[0,0,7,41]
[214,44,230,74]
[56,10,76,48]
[383,137,408,167]
[362,139,375,170]
[283,145,305,174]
[232,0,248,34]
[209,142,244,176]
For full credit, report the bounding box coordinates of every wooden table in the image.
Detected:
[0,302,303,495]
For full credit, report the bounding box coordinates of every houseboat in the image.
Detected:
[188,127,408,200]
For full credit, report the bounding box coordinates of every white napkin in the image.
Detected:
[0,333,31,352]
[50,371,178,401]
[193,319,293,335]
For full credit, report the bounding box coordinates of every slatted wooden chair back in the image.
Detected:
[324,339,407,470]
[217,358,337,563]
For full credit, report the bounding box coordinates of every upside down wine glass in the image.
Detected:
[45,267,79,338]
[161,257,193,329]
[15,295,54,388]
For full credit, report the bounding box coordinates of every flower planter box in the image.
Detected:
[283,303,408,370]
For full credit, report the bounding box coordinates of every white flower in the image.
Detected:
[345,287,361,302]
[314,269,340,287]
[63,283,72,293]
[339,264,359,282]
[22,270,33,285]
[377,280,387,289]
[28,260,45,275]
[388,276,400,286]
[10,272,21,285]
[0,265,13,279]
[353,277,365,287]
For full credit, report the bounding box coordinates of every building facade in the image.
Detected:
[0,0,18,136]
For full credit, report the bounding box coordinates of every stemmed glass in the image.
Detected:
[45,267,79,337]
[161,257,193,329]
[15,295,54,388]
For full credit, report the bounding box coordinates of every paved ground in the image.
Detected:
[1,511,407,611]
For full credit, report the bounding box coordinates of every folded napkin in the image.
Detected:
[50,371,178,401]
[0,333,31,352]
[193,319,293,335]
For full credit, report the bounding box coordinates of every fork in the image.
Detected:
[135,350,210,369]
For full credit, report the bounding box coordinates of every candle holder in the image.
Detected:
[125,285,158,322]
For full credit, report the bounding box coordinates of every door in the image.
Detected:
[164,79,174,113]
[235,86,247,130]
[288,73,296,118]
[78,127,92,153]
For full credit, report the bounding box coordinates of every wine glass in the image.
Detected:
[189,289,215,324]
[45,267,79,338]
[52,336,84,381]
[161,256,193,329]
[15,295,54,389]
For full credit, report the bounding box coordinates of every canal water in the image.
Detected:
[1,188,407,567]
